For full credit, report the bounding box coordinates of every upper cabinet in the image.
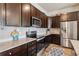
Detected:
[51,16,60,28]
[0,3,5,26]
[31,5,41,19]
[45,16,48,28]
[60,12,78,21]
[0,3,48,27]
[31,5,37,17]
[22,3,31,27]
[5,3,21,26]
[76,11,79,20]
[40,13,48,28]
[67,12,77,21]
[31,5,48,28]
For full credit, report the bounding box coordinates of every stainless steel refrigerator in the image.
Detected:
[60,21,77,47]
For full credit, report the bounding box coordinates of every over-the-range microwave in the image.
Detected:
[32,17,41,27]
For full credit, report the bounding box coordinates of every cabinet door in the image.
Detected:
[5,3,21,26]
[51,16,60,28]
[36,9,41,19]
[11,44,27,56]
[40,13,45,28]
[51,34,60,45]
[22,3,31,27]
[77,11,79,20]
[0,3,5,26]
[27,40,37,56]
[0,50,12,56]
[44,15,48,28]
[31,5,37,17]
[45,16,48,28]
[45,35,52,43]
[77,21,79,40]
[67,12,77,21]
[0,44,27,56]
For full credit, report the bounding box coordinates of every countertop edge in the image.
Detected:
[0,38,36,53]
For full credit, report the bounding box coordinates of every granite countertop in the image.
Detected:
[0,38,36,53]
[70,40,79,56]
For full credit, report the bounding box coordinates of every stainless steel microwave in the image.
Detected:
[32,17,41,27]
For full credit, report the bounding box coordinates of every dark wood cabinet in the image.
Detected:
[77,11,79,20]
[22,3,31,27]
[0,3,48,27]
[77,21,79,40]
[31,5,41,19]
[27,40,37,56]
[0,44,27,56]
[51,34,60,45]
[36,9,42,19]
[44,35,52,44]
[0,40,37,56]
[67,12,77,21]
[0,3,5,26]
[40,12,44,28]
[5,3,21,26]
[31,5,48,28]
[31,5,37,17]
[45,34,60,45]
[40,12,48,28]
[37,39,45,53]
[45,15,48,28]
[60,12,78,21]
[51,16,60,28]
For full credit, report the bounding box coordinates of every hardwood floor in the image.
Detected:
[42,44,75,56]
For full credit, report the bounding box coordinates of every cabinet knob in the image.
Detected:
[9,52,12,55]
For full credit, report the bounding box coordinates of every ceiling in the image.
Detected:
[37,3,79,13]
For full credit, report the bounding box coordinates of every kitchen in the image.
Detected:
[0,3,79,56]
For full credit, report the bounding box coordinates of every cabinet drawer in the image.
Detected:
[11,44,27,56]
[11,46,22,56]
[0,44,27,56]
[0,50,12,56]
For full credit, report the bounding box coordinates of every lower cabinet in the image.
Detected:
[45,34,60,45]
[44,35,52,44]
[0,44,27,56]
[27,40,37,56]
[0,40,37,56]
[51,34,60,45]
[37,39,45,53]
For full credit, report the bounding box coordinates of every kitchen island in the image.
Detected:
[70,40,79,56]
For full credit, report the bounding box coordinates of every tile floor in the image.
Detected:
[42,44,75,56]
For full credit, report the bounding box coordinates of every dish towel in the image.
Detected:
[48,47,64,56]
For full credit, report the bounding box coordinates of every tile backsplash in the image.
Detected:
[0,26,47,43]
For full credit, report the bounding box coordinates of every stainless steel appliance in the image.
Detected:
[60,21,77,47]
[32,17,41,27]
[26,31,37,38]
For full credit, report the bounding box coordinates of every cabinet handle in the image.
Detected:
[9,52,12,55]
